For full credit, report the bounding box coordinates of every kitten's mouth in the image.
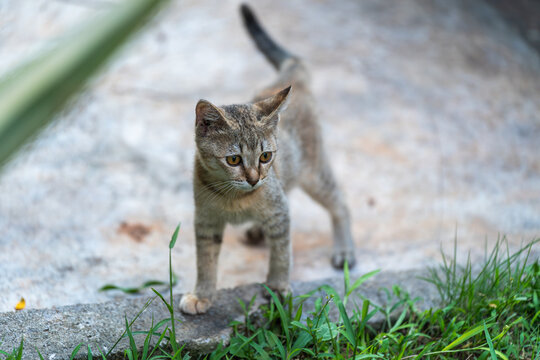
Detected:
[235,179,264,193]
[251,181,264,190]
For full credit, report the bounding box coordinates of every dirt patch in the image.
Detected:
[117,222,152,243]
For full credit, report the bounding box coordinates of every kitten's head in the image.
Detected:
[194,86,290,193]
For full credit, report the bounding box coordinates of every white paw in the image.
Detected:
[179,293,211,315]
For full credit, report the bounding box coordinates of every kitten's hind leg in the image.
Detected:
[243,225,265,246]
[301,164,356,269]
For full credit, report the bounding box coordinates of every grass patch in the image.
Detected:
[1,236,538,359]
[213,242,538,360]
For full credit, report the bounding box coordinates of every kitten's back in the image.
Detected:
[241,4,322,191]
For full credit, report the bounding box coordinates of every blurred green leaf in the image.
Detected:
[0,0,169,168]
[99,272,178,293]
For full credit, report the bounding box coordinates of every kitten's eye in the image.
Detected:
[226,155,242,166]
[259,152,272,163]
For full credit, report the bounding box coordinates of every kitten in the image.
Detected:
[180,4,356,315]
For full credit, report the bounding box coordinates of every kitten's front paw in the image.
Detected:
[179,293,211,315]
[331,251,356,269]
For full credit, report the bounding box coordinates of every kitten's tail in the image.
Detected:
[240,4,295,70]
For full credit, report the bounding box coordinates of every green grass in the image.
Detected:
[2,236,538,359]
[209,242,538,360]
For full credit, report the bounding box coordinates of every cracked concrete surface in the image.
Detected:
[0,0,539,312]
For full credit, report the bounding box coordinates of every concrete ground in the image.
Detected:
[0,0,539,312]
[0,270,441,359]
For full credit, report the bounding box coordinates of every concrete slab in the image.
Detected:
[0,0,539,312]
[0,271,441,359]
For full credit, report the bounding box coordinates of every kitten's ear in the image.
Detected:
[195,100,227,134]
[254,86,291,127]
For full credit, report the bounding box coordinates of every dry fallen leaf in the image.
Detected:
[15,297,25,311]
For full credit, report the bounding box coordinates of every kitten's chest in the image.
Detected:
[200,189,266,224]
[223,208,254,225]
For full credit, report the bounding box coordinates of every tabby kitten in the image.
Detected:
[180,4,356,315]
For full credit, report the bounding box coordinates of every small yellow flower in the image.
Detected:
[15,297,25,311]
[488,303,497,308]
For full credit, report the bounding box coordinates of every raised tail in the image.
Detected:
[240,4,294,70]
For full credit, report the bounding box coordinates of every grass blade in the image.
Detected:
[141,317,155,360]
[69,343,82,360]
[344,260,350,296]
[14,339,23,360]
[99,284,147,294]
[125,316,139,360]
[266,330,286,359]
[483,322,498,360]
[348,270,381,297]
[229,332,260,358]
[100,275,178,294]
[443,324,489,351]
[290,332,311,357]
[249,337,271,360]
[152,288,174,314]
[35,347,45,360]
[170,224,180,249]
[478,348,509,360]
[338,302,356,346]
[96,345,107,360]
[263,285,290,344]
[106,296,156,357]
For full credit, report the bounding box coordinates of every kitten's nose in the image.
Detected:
[246,169,259,187]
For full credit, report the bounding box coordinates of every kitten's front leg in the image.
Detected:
[263,210,292,296]
[180,220,224,315]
